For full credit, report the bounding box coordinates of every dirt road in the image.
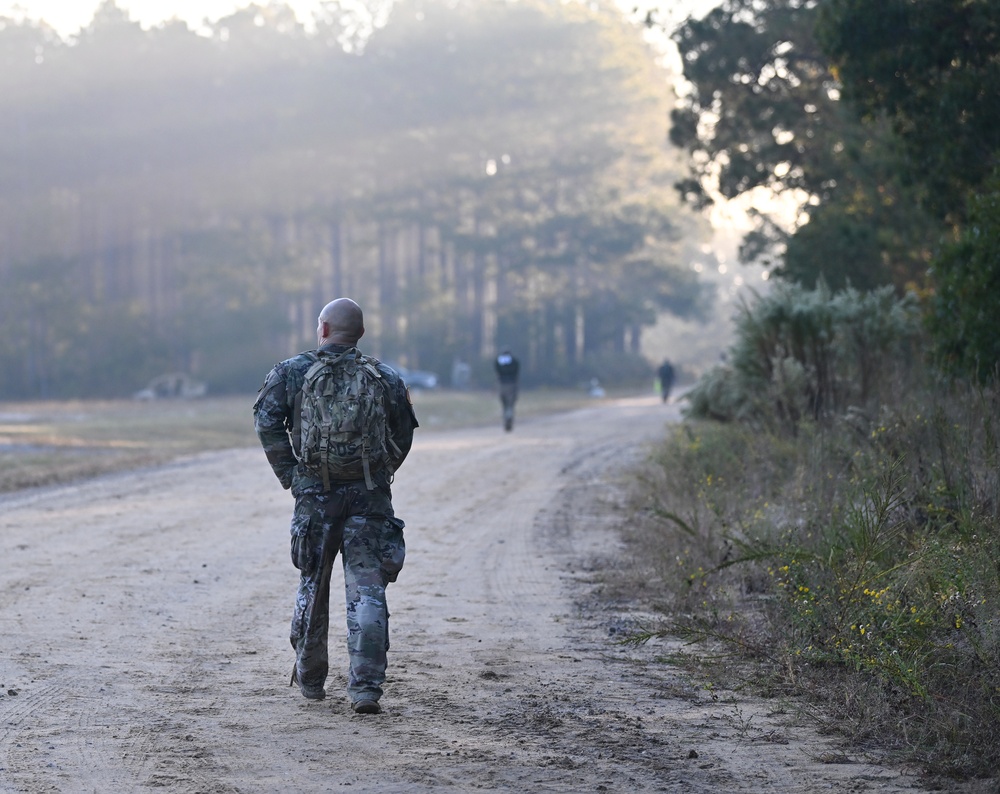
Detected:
[1,396,927,792]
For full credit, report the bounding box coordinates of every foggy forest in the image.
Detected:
[5,1,1000,784]
[0,0,711,399]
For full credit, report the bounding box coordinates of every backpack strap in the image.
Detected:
[357,355,383,490]
[361,357,402,462]
[290,352,318,462]
[370,373,403,462]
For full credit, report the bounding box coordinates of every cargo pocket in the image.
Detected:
[289,508,314,572]
[380,516,406,583]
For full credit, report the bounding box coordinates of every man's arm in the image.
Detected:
[253,365,298,490]
[381,368,418,471]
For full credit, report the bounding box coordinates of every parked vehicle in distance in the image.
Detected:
[384,363,439,390]
[133,373,208,400]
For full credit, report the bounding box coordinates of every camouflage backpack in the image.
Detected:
[292,348,399,490]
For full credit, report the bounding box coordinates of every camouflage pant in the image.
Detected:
[499,382,518,429]
[288,484,405,702]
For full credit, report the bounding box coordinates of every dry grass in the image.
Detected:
[0,387,612,493]
[0,397,258,493]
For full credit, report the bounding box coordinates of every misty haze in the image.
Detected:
[0,0,715,401]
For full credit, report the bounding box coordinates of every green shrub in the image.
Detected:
[685,283,922,429]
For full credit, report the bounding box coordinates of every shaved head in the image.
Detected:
[317,298,365,346]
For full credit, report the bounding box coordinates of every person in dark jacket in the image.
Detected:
[254,298,418,715]
[494,347,520,431]
[657,359,675,403]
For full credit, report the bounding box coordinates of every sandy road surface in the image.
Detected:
[1,396,930,793]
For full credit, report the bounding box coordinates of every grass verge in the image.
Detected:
[620,381,1000,780]
[0,387,610,493]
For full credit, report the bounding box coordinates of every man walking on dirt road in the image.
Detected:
[494,347,520,431]
[657,359,675,403]
[253,298,418,715]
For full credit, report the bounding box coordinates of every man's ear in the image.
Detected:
[318,321,329,340]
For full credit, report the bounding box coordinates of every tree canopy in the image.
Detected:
[669,0,1000,377]
[819,0,1000,225]
[669,0,938,292]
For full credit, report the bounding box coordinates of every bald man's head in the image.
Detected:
[317,298,365,346]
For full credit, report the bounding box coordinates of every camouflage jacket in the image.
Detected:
[253,344,418,495]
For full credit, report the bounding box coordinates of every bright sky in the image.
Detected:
[0,0,718,39]
[0,1,322,35]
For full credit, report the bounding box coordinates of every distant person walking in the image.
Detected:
[494,347,520,431]
[253,298,418,715]
[657,359,675,403]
